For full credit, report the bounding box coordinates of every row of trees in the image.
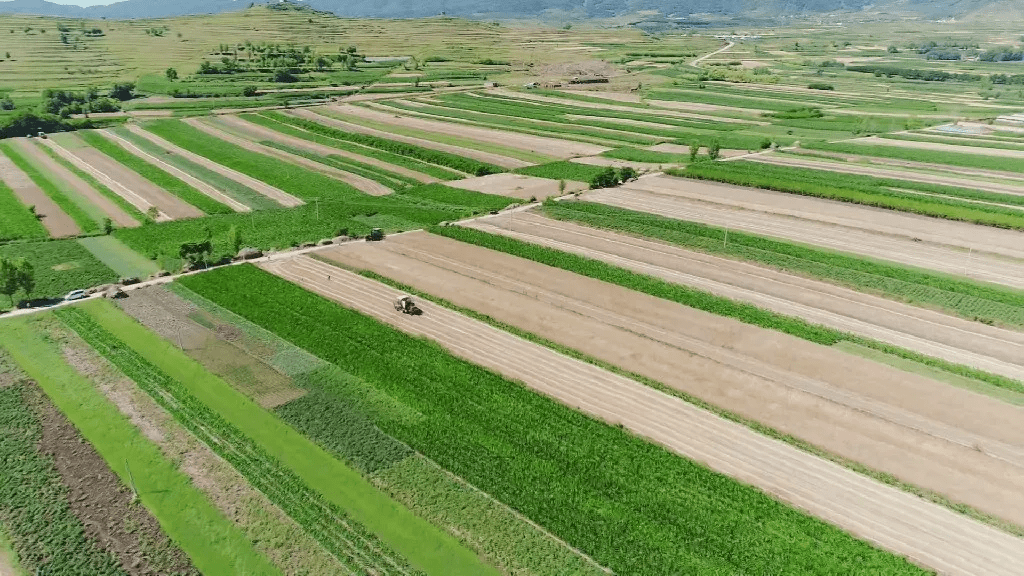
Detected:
[0,257,34,306]
[42,83,134,118]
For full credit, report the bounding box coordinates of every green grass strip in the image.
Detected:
[244,113,464,181]
[543,200,1024,326]
[0,141,98,233]
[33,143,151,224]
[77,131,232,215]
[602,146,692,163]
[0,316,281,576]
[142,120,367,202]
[178,264,929,576]
[0,179,47,242]
[258,140,417,189]
[65,299,500,576]
[432,224,1024,395]
[513,160,609,182]
[77,236,159,279]
[804,139,1024,174]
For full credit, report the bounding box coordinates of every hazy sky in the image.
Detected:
[44,0,115,5]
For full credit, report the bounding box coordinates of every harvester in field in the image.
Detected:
[393,295,422,315]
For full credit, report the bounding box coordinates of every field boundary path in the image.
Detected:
[184,117,394,197]
[0,147,80,237]
[692,41,736,66]
[466,212,1024,381]
[99,129,252,212]
[11,139,139,228]
[126,124,304,208]
[38,138,172,222]
[262,253,1024,576]
[288,108,527,170]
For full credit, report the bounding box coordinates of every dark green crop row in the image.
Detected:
[178,264,928,576]
[56,306,424,576]
[432,224,1024,394]
[674,161,1024,229]
[802,140,1024,174]
[77,131,234,215]
[881,132,1024,152]
[0,178,47,241]
[258,140,418,190]
[543,200,1024,327]
[0,141,99,233]
[513,161,612,182]
[0,371,127,575]
[257,111,503,177]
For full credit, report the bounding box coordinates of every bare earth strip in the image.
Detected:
[849,135,1024,159]
[11,139,139,228]
[289,108,526,170]
[466,212,1024,380]
[126,125,303,208]
[791,147,1024,184]
[750,152,1024,196]
[98,130,251,212]
[330,103,609,159]
[448,173,587,200]
[215,115,438,184]
[185,117,393,196]
[39,138,172,222]
[588,175,1024,289]
[0,148,79,237]
[263,251,1024,576]
[46,135,202,220]
[488,88,759,124]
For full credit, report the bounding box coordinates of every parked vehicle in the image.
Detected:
[63,289,87,302]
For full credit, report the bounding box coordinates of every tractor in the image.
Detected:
[393,295,422,315]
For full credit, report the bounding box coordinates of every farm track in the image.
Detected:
[465,211,1024,381]
[288,108,526,170]
[0,147,80,237]
[12,139,139,228]
[263,252,1024,576]
[589,176,1024,289]
[750,152,1024,197]
[98,130,251,212]
[330,103,609,159]
[185,117,393,196]
[126,125,304,208]
[215,115,438,184]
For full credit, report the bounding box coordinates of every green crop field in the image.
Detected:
[0,179,46,242]
[513,160,610,182]
[0,141,100,233]
[178,264,930,576]
[0,239,117,307]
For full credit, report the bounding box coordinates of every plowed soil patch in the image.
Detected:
[264,250,1024,576]
[0,149,79,237]
[448,173,586,200]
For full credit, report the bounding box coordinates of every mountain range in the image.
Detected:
[0,0,1008,21]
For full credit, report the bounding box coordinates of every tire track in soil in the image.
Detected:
[261,253,1024,576]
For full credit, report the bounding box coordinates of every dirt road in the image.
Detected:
[289,108,528,170]
[587,175,1024,289]
[466,211,1024,381]
[332,103,609,159]
[10,139,139,228]
[0,148,80,237]
[126,125,304,208]
[264,251,1024,576]
[692,41,735,66]
[215,115,437,184]
[185,117,393,196]
[749,152,1024,197]
[98,130,251,212]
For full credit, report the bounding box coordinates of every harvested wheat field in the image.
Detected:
[0,147,79,237]
[448,173,586,200]
[587,175,1024,289]
[465,211,1024,380]
[263,248,1024,576]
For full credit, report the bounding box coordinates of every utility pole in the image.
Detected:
[965,247,972,276]
[315,198,320,221]
[723,226,728,247]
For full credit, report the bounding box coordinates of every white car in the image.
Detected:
[63,289,88,302]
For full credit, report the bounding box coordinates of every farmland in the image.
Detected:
[4,5,1024,576]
